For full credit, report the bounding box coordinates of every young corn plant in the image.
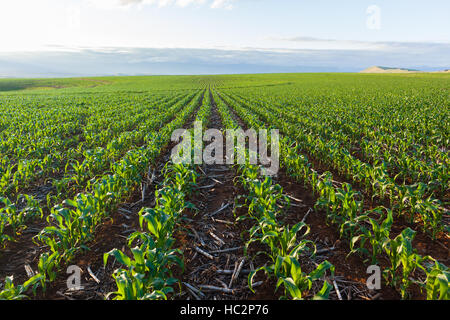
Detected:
[104,162,196,300]
[36,251,59,292]
[423,259,449,300]
[104,244,182,300]
[350,207,393,264]
[335,183,364,239]
[274,257,335,300]
[382,227,424,299]
[238,161,335,300]
[0,194,42,245]
[0,275,43,300]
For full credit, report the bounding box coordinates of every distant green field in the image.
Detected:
[0,73,448,301]
[1,72,449,94]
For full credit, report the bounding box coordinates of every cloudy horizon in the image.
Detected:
[0,0,448,77]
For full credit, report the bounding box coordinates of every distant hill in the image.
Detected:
[360,66,422,73]
[431,69,450,73]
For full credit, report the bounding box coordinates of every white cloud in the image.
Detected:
[88,0,236,9]
[2,45,449,78]
[266,36,450,52]
[211,0,236,10]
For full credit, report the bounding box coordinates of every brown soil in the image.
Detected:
[0,92,202,300]
[174,90,275,300]
[226,92,448,265]
[32,92,205,300]
[34,156,165,300]
[273,171,404,300]
[2,89,445,301]
[215,92,433,300]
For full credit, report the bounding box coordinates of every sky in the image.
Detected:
[0,0,449,76]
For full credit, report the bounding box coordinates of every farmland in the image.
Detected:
[0,73,448,300]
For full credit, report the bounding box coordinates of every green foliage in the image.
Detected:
[0,74,448,300]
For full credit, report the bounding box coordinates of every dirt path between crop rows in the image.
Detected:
[174,90,273,300]
[214,91,411,300]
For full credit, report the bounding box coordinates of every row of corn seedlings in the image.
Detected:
[212,90,336,300]
[283,142,448,300]
[0,93,195,247]
[216,91,448,300]
[221,92,446,239]
[237,164,336,300]
[226,82,448,192]
[102,90,212,299]
[103,162,198,299]
[0,91,204,299]
[0,93,180,197]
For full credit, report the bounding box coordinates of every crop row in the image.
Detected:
[0,90,204,299]
[231,91,448,195]
[220,91,446,239]
[0,92,197,247]
[213,89,448,300]
[212,90,336,299]
[103,89,213,299]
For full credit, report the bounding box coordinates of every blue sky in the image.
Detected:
[0,0,449,76]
